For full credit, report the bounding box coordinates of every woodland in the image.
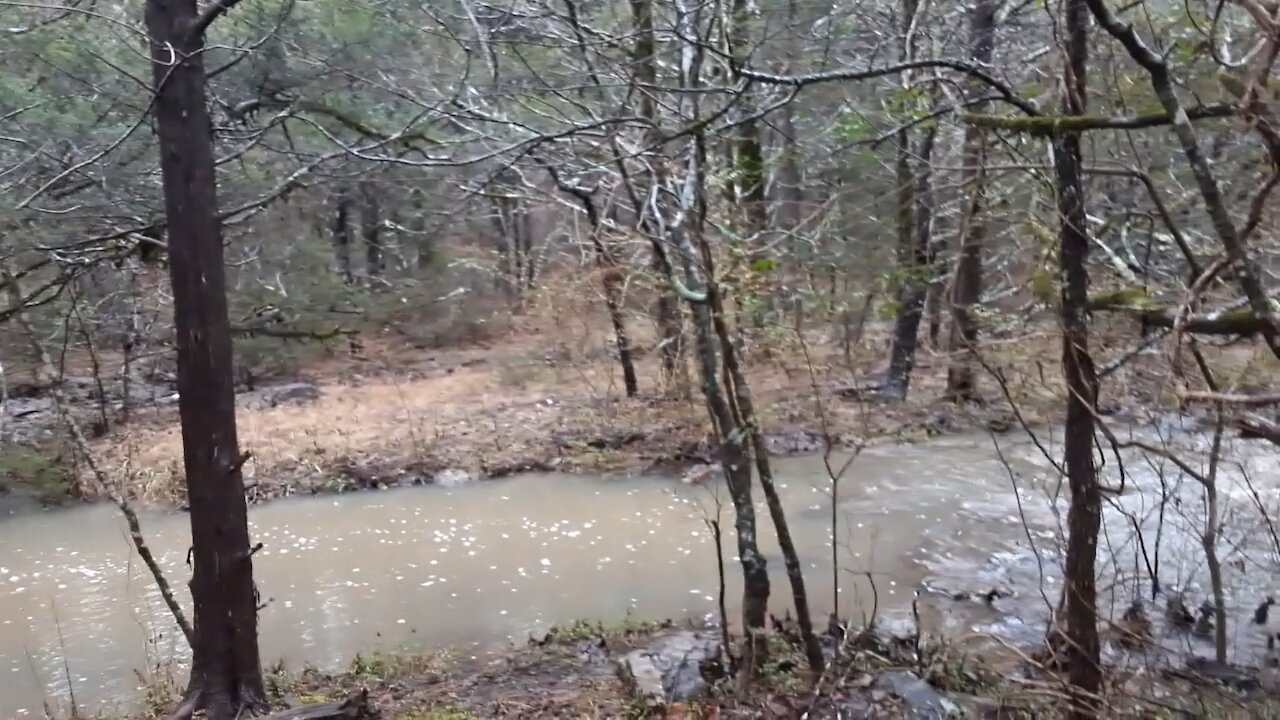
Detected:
[0,0,1278,716]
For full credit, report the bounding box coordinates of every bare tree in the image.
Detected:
[1052,0,1103,712]
[945,0,998,402]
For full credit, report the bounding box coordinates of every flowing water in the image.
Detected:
[0,424,1276,716]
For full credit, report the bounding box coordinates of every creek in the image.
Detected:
[0,422,1275,716]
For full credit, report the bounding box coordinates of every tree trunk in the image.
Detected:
[674,226,770,675]
[924,266,944,349]
[883,0,927,401]
[653,249,685,391]
[665,7,770,673]
[360,180,383,284]
[945,0,997,402]
[721,0,822,672]
[628,0,686,394]
[702,243,825,673]
[732,118,774,328]
[1203,416,1228,663]
[330,186,354,284]
[774,102,805,235]
[144,0,267,716]
[410,188,433,270]
[884,129,934,400]
[549,171,639,397]
[1054,0,1102,712]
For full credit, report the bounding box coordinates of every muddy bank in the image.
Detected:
[4,343,1035,509]
[111,618,1280,720]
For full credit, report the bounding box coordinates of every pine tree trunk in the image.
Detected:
[144,0,266,716]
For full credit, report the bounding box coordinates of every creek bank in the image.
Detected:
[117,619,989,719]
[8,349,1041,510]
[114,615,1280,720]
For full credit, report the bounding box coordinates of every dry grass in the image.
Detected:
[88,272,1277,506]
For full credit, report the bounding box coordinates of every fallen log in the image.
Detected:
[1236,414,1280,446]
[267,690,375,720]
[1086,290,1278,336]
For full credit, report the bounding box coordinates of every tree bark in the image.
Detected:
[330,186,354,284]
[774,102,805,235]
[666,1,770,675]
[360,180,383,284]
[884,129,934,400]
[883,0,929,401]
[672,220,770,677]
[945,0,997,402]
[1054,0,1102,713]
[628,0,685,393]
[145,0,267,716]
[547,169,639,397]
[1202,416,1228,663]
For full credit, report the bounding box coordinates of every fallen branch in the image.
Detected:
[1236,414,1280,444]
[963,104,1237,134]
[230,324,357,341]
[1086,290,1275,336]
[1180,390,1280,407]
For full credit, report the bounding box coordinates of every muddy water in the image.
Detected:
[0,427,1275,716]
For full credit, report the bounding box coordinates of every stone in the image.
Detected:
[616,630,720,708]
[239,382,322,410]
[760,428,826,456]
[874,670,961,719]
[433,468,475,488]
[5,397,52,418]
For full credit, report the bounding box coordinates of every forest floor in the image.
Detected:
[117,617,1279,720]
[2,307,1268,508]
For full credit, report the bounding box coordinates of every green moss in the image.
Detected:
[759,633,806,693]
[0,445,73,502]
[1085,287,1159,311]
[542,611,667,645]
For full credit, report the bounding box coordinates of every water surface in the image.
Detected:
[0,426,1274,715]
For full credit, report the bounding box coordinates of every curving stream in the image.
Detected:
[0,424,1276,716]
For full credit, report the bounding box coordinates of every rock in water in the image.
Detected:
[433,468,475,488]
[617,630,720,708]
[874,671,961,719]
[760,428,825,455]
